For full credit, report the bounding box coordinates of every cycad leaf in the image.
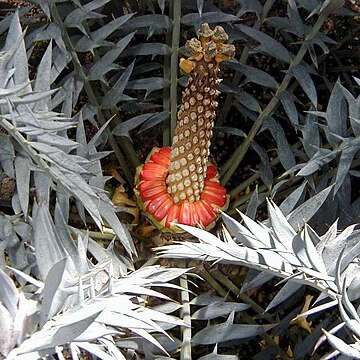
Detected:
[326,79,348,146]
[126,77,167,99]
[278,91,298,126]
[192,312,274,345]
[192,302,250,320]
[297,148,337,176]
[4,12,29,89]
[123,43,171,57]
[32,204,68,280]
[14,155,31,218]
[113,113,153,138]
[181,12,238,26]
[34,41,52,111]
[0,268,18,318]
[340,83,360,136]
[75,13,134,52]
[101,61,134,109]
[288,65,317,107]
[88,32,136,80]
[287,185,334,230]
[237,24,291,63]
[265,281,302,312]
[40,258,68,325]
[334,139,360,195]
[323,329,360,358]
[301,111,319,157]
[228,62,278,89]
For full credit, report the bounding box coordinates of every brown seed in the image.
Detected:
[190,112,197,120]
[180,157,187,166]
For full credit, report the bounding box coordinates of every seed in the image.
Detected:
[205,110,212,119]
[201,139,206,147]
[171,185,177,193]
[211,100,218,107]
[193,136,198,144]
[197,166,203,174]
[198,117,204,126]
[191,124,197,132]
[190,112,197,120]
[184,178,191,187]
[174,161,180,170]
[189,76,194,82]
[199,130,205,138]
[184,102,190,109]
[203,98,210,106]
[187,153,194,161]
[209,89,216,96]
[196,93,204,101]
[184,116,189,124]
[173,195,180,203]
[173,135,178,144]
[201,148,207,155]
[185,141,192,150]
[191,173,198,181]
[189,164,196,172]
[197,105,204,113]
[180,157,187,166]
[186,187,193,196]
[179,133,184,141]
[184,129,190,137]
[198,174,204,182]
[168,174,175,183]
[195,156,202,164]
[193,182,199,189]
[179,192,186,200]
[194,188,200,196]
[189,97,196,105]
[182,168,190,177]
[190,84,197,92]
[204,87,210,92]
[175,172,182,181]
[189,195,196,202]
[179,146,185,154]
[194,147,200,155]
[178,182,184,191]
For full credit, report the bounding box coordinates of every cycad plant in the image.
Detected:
[0,0,359,359]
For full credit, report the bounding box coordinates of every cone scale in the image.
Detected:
[135,24,235,232]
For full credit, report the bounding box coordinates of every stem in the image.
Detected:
[170,0,181,142]
[179,261,192,360]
